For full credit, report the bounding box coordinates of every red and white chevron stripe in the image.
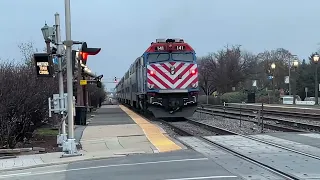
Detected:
[147,62,198,90]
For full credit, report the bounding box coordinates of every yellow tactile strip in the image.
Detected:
[119,105,182,152]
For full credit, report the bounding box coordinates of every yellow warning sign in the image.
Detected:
[80,80,87,85]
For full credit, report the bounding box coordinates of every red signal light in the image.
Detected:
[79,42,102,65]
[79,51,88,61]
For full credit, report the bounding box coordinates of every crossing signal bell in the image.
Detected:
[79,42,101,65]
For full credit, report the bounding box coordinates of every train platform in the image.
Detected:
[79,104,184,154]
[0,104,184,172]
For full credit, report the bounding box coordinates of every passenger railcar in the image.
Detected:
[115,38,199,118]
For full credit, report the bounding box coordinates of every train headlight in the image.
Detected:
[190,69,196,75]
[149,70,156,75]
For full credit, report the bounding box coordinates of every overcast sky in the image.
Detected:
[1,0,319,91]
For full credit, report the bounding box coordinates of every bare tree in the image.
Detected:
[87,84,106,108]
[198,56,216,95]
[207,45,252,93]
[257,48,293,90]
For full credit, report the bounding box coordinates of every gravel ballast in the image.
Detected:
[190,112,278,135]
[170,121,218,136]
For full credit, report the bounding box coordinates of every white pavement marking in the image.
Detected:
[299,133,320,139]
[164,176,238,180]
[0,158,208,178]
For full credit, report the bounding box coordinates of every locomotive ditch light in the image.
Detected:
[190,69,196,75]
[149,70,156,75]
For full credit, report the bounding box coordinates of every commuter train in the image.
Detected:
[115,38,199,118]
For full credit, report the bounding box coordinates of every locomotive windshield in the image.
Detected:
[147,53,169,63]
[147,53,194,63]
[172,53,194,62]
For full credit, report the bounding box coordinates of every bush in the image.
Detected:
[198,95,222,105]
[0,42,108,148]
[220,91,247,103]
[0,63,58,148]
[0,42,58,148]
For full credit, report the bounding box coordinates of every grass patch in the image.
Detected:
[36,128,59,136]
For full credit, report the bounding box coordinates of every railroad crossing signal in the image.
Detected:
[79,42,101,65]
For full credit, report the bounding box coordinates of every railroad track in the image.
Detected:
[161,119,320,180]
[123,103,320,179]
[161,118,237,136]
[197,107,320,132]
[200,104,320,120]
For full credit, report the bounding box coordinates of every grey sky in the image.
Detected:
[0,0,319,90]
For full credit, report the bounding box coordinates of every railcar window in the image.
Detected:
[147,53,169,63]
[172,53,194,62]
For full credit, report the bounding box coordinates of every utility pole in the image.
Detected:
[62,0,80,156]
[55,13,67,145]
[206,86,209,104]
[315,63,318,105]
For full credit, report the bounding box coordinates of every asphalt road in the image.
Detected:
[0,150,239,180]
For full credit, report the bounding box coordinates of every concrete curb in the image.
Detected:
[0,154,127,173]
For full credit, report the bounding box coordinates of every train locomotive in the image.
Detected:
[115,38,199,118]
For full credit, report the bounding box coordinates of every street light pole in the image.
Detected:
[292,60,299,105]
[271,63,276,102]
[45,40,51,53]
[41,23,51,53]
[288,59,291,95]
[63,0,79,156]
[315,64,318,105]
[312,53,319,105]
[288,55,297,95]
[206,85,209,104]
[55,13,67,143]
